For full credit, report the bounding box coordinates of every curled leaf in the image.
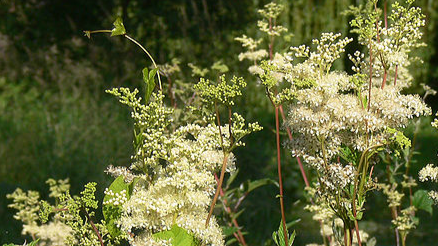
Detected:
[111,17,126,36]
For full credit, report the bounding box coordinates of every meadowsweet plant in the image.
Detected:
[7,179,119,246]
[6,17,262,246]
[5,1,437,246]
[237,1,432,246]
[91,19,261,246]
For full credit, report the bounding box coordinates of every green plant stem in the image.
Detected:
[344,224,352,246]
[123,34,162,90]
[386,164,401,246]
[351,144,382,246]
[275,105,289,246]
[84,30,162,90]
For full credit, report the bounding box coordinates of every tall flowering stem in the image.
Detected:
[206,102,228,227]
[275,105,289,246]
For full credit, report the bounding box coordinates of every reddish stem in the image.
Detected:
[279,105,310,187]
[354,220,362,246]
[83,209,104,246]
[206,152,229,227]
[275,106,289,246]
[214,173,248,246]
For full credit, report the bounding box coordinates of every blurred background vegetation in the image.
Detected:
[1,0,437,245]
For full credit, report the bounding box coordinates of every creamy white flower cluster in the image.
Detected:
[235,35,268,75]
[118,123,233,246]
[106,89,258,245]
[379,183,404,208]
[432,113,438,129]
[287,80,429,170]
[103,189,128,206]
[320,163,355,193]
[419,164,438,182]
[392,206,417,232]
[419,164,438,205]
[23,219,73,246]
[282,1,430,215]
[257,3,287,37]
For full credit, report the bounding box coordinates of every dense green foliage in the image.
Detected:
[1,0,438,245]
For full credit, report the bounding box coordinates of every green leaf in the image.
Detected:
[286,219,301,228]
[28,239,40,246]
[231,209,245,220]
[222,226,239,237]
[272,220,296,246]
[152,225,198,246]
[143,67,157,102]
[339,146,357,164]
[149,68,158,81]
[246,178,274,193]
[103,176,134,237]
[225,237,237,245]
[111,17,126,36]
[413,190,433,215]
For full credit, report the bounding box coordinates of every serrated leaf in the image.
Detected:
[103,176,134,237]
[111,17,126,36]
[413,190,433,215]
[152,225,198,246]
[273,219,297,246]
[143,67,156,103]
